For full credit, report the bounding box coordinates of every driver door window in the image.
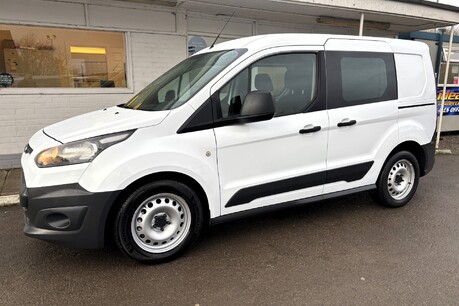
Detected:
[219,69,249,118]
[218,53,317,118]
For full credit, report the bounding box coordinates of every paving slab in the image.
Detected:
[0,170,7,195]
[2,169,21,196]
[0,195,19,207]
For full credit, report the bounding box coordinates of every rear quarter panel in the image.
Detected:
[394,45,436,146]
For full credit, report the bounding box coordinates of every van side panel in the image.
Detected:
[396,54,427,99]
[395,50,437,146]
[324,102,399,194]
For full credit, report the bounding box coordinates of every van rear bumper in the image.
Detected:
[20,177,120,249]
[421,140,435,176]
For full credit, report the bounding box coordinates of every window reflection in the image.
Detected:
[0,24,126,88]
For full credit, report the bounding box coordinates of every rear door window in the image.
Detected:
[326,52,397,109]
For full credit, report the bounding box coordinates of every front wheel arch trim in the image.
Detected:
[104,171,210,245]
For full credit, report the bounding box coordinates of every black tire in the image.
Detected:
[372,151,420,208]
[114,180,205,263]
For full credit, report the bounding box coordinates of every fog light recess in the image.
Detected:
[46,213,71,230]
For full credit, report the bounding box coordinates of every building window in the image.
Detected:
[439,47,459,85]
[0,24,126,88]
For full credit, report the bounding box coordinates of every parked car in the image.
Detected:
[20,34,436,263]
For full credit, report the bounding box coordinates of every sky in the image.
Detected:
[426,0,459,7]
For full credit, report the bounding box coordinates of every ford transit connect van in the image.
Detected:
[20,34,436,263]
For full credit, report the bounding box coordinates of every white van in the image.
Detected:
[20,34,436,263]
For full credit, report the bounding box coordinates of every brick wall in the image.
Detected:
[131,33,186,91]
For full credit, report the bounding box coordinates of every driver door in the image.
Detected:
[213,50,329,215]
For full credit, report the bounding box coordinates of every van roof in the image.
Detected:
[199,33,428,54]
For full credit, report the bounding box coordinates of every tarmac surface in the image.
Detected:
[1,155,458,305]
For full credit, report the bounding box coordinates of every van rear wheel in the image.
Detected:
[114,180,204,263]
[372,151,420,208]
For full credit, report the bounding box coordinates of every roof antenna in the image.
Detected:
[210,11,235,49]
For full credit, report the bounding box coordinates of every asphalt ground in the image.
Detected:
[1,155,458,305]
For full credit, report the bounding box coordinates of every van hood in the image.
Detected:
[44,106,169,143]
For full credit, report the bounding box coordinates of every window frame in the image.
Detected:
[325,51,398,109]
[438,61,459,87]
[212,51,324,122]
[442,47,459,63]
[0,23,133,95]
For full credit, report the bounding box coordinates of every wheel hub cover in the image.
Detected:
[131,193,192,253]
[152,213,170,231]
[394,174,404,185]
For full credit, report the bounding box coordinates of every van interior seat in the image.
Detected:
[165,90,176,103]
[254,73,274,92]
[277,68,311,115]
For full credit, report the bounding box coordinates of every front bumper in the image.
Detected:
[21,174,120,249]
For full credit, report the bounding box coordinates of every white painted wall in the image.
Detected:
[88,4,176,32]
[0,0,86,26]
[131,33,186,91]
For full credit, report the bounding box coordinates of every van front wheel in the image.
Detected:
[372,151,420,208]
[114,180,204,263]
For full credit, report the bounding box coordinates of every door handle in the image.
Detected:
[337,119,357,127]
[299,125,321,134]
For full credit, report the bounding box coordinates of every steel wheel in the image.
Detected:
[131,193,191,253]
[387,159,415,200]
[372,150,420,208]
[115,180,205,263]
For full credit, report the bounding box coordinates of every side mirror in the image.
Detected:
[239,91,275,123]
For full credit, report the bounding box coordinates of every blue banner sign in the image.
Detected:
[437,87,459,116]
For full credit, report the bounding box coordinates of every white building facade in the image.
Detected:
[1,0,458,168]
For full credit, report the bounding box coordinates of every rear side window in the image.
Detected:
[326,52,397,109]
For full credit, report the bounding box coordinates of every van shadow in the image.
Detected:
[196,192,379,246]
[26,191,382,268]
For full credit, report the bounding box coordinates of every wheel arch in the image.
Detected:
[372,140,425,208]
[104,171,211,243]
[385,141,427,176]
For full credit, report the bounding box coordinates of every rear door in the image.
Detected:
[324,39,399,194]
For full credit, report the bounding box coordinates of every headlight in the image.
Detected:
[35,130,135,168]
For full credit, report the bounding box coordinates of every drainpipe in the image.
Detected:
[359,13,364,36]
[435,26,455,150]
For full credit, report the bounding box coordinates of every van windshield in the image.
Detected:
[123,49,246,111]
